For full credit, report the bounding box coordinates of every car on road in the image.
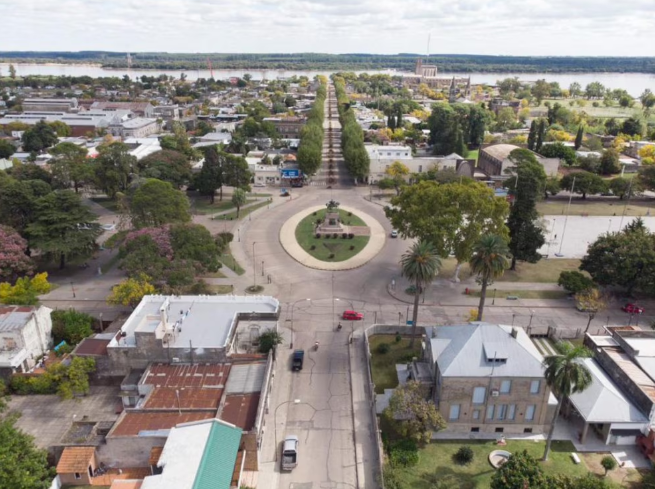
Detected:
[281,435,299,471]
[622,303,645,314]
[292,350,304,371]
[390,230,398,238]
[253,182,266,187]
[342,310,364,321]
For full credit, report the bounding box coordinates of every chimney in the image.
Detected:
[511,328,518,339]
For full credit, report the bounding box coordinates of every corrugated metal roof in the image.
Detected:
[428,323,545,378]
[192,420,242,489]
[0,306,35,332]
[225,363,266,394]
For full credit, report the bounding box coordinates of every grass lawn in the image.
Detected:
[191,197,257,215]
[439,258,474,281]
[582,453,645,488]
[369,335,422,394]
[495,259,582,283]
[469,289,568,300]
[393,439,589,489]
[218,248,245,276]
[295,209,370,262]
[208,284,234,295]
[213,200,269,221]
[200,270,227,279]
[467,149,479,162]
[534,98,654,123]
[90,196,119,212]
[537,199,654,217]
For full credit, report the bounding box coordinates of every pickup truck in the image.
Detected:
[281,435,299,471]
[292,350,304,371]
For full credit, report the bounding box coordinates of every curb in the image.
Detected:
[348,334,364,489]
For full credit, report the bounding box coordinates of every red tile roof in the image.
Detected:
[144,387,223,410]
[110,411,216,437]
[56,447,95,473]
[220,394,260,431]
[142,363,230,389]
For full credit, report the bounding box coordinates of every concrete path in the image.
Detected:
[279,204,386,271]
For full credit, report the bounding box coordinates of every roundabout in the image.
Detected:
[279,202,386,271]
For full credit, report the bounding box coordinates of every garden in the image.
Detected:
[294,208,370,262]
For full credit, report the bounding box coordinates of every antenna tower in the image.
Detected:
[126,53,133,69]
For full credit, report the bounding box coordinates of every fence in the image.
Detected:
[362,324,426,489]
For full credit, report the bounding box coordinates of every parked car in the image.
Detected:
[390,230,398,238]
[292,350,304,371]
[622,303,645,314]
[342,310,364,321]
[281,435,299,471]
[253,182,266,187]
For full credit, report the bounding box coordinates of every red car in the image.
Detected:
[342,310,364,321]
[622,303,645,314]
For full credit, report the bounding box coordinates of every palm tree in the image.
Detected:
[542,342,592,461]
[468,235,509,321]
[401,240,441,348]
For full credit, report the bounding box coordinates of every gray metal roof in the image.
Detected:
[224,363,266,394]
[428,323,545,378]
[568,359,648,423]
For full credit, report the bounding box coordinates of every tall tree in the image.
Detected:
[231,188,247,218]
[469,235,510,321]
[574,125,584,150]
[384,161,410,195]
[542,343,592,461]
[129,179,191,228]
[560,172,608,199]
[195,146,224,203]
[0,139,15,159]
[0,415,55,488]
[527,120,537,151]
[223,153,252,190]
[535,118,547,152]
[49,142,92,193]
[93,142,137,198]
[0,225,34,281]
[139,149,192,189]
[21,121,58,152]
[491,450,550,489]
[400,241,441,348]
[598,148,621,175]
[26,190,101,269]
[504,149,547,270]
[0,178,52,236]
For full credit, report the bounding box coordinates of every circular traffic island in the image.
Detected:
[280,202,385,271]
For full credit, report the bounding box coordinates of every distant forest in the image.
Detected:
[2,52,655,73]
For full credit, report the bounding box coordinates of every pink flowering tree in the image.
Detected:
[122,226,174,260]
[0,225,35,281]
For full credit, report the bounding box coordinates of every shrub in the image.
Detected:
[453,446,474,465]
[342,233,348,239]
[310,245,316,250]
[601,455,617,475]
[313,211,317,216]
[258,329,283,353]
[328,253,335,259]
[558,271,594,294]
[389,439,419,468]
[332,233,338,239]
[315,233,321,239]
[348,233,354,239]
[324,234,330,239]
[395,332,402,343]
[376,342,390,354]
[349,245,355,250]
[51,309,94,346]
[348,212,352,216]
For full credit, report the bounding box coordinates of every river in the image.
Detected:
[2,63,655,96]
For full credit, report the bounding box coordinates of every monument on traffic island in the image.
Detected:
[316,199,344,235]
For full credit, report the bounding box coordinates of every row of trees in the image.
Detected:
[334,76,370,181]
[428,103,489,156]
[297,80,326,176]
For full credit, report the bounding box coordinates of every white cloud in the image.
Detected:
[0,0,653,55]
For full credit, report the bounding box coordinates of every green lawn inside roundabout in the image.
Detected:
[294,208,370,262]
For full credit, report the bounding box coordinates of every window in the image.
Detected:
[449,404,460,421]
[495,427,504,433]
[486,405,495,420]
[524,428,533,434]
[470,427,480,433]
[473,409,480,420]
[508,404,516,421]
[530,380,541,394]
[526,405,536,421]
[497,404,507,420]
[418,165,423,173]
[472,387,486,404]
[500,380,511,394]
[74,473,81,480]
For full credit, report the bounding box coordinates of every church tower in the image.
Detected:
[448,77,457,103]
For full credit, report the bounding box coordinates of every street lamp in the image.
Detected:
[492,288,497,306]
[290,299,311,349]
[252,242,257,289]
[70,281,76,299]
[275,399,300,461]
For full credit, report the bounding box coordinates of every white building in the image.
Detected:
[365,144,463,183]
[0,305,53,374]
[116,117,160,138]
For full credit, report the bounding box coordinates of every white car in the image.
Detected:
[253,182,266,188]
[390,230,398,238]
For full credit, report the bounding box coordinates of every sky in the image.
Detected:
[1,0,655,56]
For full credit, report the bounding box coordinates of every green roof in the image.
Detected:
[193,420,242,489]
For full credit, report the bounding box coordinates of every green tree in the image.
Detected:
[560,172,608,199]
[504,149,546,270]
[558,271,594,295]
[622,117,644,137]
[0,178,51,236]
[223,153,252,190]
[383,380,446,446]
[599,148,621,175]
[527,120,537,151]
[531,79,551,104]
[585,81,605,99]
[21,121,58,152]
[542,342,592,460]
[569,82,582,98]
[491,450,550,489]
[195,120,214,137]
[129,179,191,228]
[638,165,655,191]
[580,223,655,295]
[494,107,517,132]
[8,64,16,79]
[384,161,410,195]
[93,142,137,198]
[0,139,15,159]
[469,235,510,321]
[258,329,283,353]
[400,241,441,348]
[609,177,638,200]
[574,125,584,150]
[600,455,617,476]
[140,149,192,189]
[0,415,55,488]
[47,120,72,137]
[387,181,509,280]
[26,191,101,269]
[49,142,92,193]
[0,273,51,306]
[539,142,577,166]
[51,309,94,345]
[231,188,247,218]
[544,176,561,198]
[107,273,156,309]
[535,118,547,152]
[195,146,225,203]
[170,223,221,273]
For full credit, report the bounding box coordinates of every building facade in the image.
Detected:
[263,117,306,138]
[478,144,560,180]
[23,98,78,112]
[0,305,53,375]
